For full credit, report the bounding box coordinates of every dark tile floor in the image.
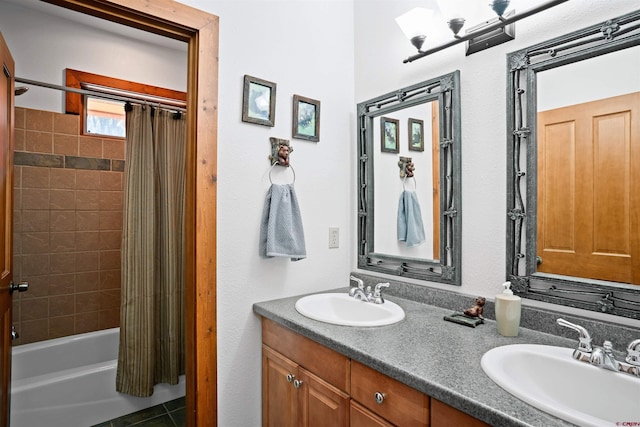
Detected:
[91,396,185,427]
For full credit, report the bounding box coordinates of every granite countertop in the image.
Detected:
[253,289,579,427]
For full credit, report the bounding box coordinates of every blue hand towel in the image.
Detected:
[397,190,426,247]
[259,184,307,261]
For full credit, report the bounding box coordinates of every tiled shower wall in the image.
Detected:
[12,107,125,345]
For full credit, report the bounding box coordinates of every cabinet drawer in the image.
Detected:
[262,318,350,392]
[351,360,428,427]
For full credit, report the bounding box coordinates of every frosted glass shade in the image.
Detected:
[395,8,434,41]
[436,0,467,20]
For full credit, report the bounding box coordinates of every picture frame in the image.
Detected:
[292,95,320,142]
[380,117,399,153]
[242,75,276,126]
[408,118,424,152]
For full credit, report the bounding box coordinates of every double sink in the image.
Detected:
[294,290,640,426]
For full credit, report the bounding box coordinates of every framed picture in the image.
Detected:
[242,75,276,126]
[408,118,424,151]
[292,95,320,142]
[380,117,399,153]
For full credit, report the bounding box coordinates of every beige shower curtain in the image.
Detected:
[116,104,186,397]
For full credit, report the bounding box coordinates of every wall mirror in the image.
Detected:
[506,9,640,319]
[358,71,461,285]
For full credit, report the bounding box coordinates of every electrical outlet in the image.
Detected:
[329,227,339,248]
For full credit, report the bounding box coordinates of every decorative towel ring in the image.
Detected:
[402,175,417,191]
[269,163,296,184]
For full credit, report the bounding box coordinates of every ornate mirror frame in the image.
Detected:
[357,71,462,285]
[506,10,640,319]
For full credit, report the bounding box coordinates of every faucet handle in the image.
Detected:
[349,276,365,297]
[374,282,390,295]
[557,318,593,352]
[350,275,364,288]
[626,339,640,366]
[372,282,390,304]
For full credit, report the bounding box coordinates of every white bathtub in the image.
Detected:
[10,328,185,427]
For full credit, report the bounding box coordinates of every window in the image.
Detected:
[65,68,187,139]
[85,96,126,137]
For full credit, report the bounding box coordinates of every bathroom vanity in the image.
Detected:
[254,291,579,427]
[262,317,489,427]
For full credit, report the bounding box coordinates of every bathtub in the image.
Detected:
[10,328,186,427]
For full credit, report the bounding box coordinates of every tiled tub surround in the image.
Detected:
[254,274,640,426]
[13,107,125,345]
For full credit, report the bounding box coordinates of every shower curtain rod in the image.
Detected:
[14,77,187,113]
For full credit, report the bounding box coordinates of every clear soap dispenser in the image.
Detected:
[495,281,521,337]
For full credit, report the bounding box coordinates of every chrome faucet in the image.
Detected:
[348,276,390,304]
[557,318,640,377]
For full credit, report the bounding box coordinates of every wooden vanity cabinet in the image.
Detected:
[262,319,350,427]
[261,318,490,427]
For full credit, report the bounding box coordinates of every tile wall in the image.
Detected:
[12,107,125,345]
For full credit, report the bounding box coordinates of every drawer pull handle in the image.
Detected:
[286,373,295,383]
[293,379,304,389]
[374,391,386,404]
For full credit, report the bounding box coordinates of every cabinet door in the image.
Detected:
[298,367,349,427]
[263,345,299,427]
[431,399,490,427]
[350,401,394,427]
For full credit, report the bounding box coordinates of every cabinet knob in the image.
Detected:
[286,373,295,383]
[293,379,304,389]
[374,391,386,404]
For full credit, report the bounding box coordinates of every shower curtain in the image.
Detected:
[116,104,186,397]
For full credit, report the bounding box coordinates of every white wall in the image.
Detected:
[354,0,640,299]
[2,0,354,425]
[174,2,355,424]
[538,46,640,111]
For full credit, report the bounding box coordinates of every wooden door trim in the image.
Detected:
[1,30,15,427]
[40,1,219,425]
[431,101,440,258]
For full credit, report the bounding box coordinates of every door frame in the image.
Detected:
[40,1,219,425]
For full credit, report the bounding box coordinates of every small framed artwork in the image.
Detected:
[292,95,320,142]
[242,75,276,126]
[408,118,424,152]
[380,117,400,153]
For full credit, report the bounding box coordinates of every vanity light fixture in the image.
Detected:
[397,0,570,63]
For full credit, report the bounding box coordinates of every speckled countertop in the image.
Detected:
[253,289,578,427]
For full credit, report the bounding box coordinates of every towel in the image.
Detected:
[259,184,307,261]
[397,190,426,247]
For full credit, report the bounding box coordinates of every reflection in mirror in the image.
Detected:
[358,71,461,285]
[506,10,640,319]
[373,101,439,261]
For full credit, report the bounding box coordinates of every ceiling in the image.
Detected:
[1,0,187,52]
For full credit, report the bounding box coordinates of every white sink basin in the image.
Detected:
[481,344,640,427]
[294,293,405,327]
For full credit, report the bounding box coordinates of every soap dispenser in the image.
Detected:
[495,281,521,337]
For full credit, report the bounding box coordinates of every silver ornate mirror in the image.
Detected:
[507,10,640,319]
[358,71,461,285]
